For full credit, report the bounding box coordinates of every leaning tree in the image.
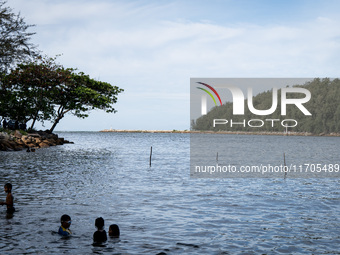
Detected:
[6,56,124,131]
[48,71,124,133]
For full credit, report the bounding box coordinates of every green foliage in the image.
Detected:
[17,129,27,135]
[192,78,340,134]
[48,69,123,132]
[2,56,123,132]
[0,1,37,74]
[0,127,10,134]
[0,1,37,119]
[3,56,68,126]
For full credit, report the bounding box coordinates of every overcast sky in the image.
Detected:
[8,0,340,131]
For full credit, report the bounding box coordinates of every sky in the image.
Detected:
[8,0,340,131]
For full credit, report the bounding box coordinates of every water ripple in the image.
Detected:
[0,132,339,254]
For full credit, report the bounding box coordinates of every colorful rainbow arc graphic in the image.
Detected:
[196,82,222,106]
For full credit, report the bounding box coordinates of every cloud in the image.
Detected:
[7,0,340,130]
[13,0,340,77]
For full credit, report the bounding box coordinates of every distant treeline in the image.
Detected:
[192,78,340,134]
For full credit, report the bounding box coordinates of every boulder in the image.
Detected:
[38,142,50,148]
[56,137,65,145]
[27,133,41,138]
[21,135,33,143]
[15,139,26,146]
[0,130,73,151]
[34,137,43,144]
[14,130,22,139]
[0,139,22,151]
[46,138,57,146]
[0,132,10,140]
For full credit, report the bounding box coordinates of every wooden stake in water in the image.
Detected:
[150,146,152,167]
[284,152,287,179]
[216,152,219,164]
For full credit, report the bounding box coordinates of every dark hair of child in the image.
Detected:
[109,224,120,238]
[95,217,105,229]
[5,183,12,190]
[61,214,71,222]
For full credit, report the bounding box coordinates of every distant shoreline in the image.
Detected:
[100,129,340,137]
[100,129,191,133]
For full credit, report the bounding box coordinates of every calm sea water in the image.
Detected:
[0,132,339,254]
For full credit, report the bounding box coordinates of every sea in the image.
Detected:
[0,132,339,254]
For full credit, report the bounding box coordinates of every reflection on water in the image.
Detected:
[0,132,339,254]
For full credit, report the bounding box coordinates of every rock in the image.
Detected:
[0,132,10,140]
[14,130,22,139]
[15,139,26,146]
[44,138,56,146]
[0,139,23,151]
[0,130,73,151]
[27,133,41,138]
[21,135,33,143]
[0,140,8,150]
[35,137,43,144]
[38,142,50,148]
[57,137,64,145]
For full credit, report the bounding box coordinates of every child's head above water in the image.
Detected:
[58,214,72,236]
[61,214,71,229]
[95,217,105,230]
[108,224,120,238]
[4,183,12,192]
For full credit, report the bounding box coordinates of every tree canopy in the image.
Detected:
[3,56,123,132]
[0,1,37,74]
[0,0,37,121]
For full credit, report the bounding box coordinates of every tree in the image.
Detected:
[0,1,37,74]
[5,56,72,129]
[0,1,37,119]
[48,70,124,132]
[5,56,124,131]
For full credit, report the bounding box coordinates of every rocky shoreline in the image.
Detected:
[0,130,73,151]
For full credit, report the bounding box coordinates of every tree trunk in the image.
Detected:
[30,116,37,130]
[49,105,67,133]
[49,116,61,133]
[30,106,40,130]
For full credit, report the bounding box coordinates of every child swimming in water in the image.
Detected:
[93,217,107,243]
[0,183,15,214]
[58,214,72,236]
[108,224,120,238]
